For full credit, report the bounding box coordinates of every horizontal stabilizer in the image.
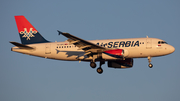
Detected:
[10,41,34,49]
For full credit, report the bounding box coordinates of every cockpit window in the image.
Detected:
[158,41,168,44]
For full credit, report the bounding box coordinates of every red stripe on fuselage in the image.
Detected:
[104,49,123,56]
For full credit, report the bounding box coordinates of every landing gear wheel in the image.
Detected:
[148,63,153,68]
[90,62,96,68]
[97,67,103,74]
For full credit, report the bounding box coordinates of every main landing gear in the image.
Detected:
[90,61,105,74]
[97,61,105,74]
[90,62,96,68]
[148,56,153,68]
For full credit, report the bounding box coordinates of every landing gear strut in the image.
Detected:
[148,56,153,68]
[96,61,105,74]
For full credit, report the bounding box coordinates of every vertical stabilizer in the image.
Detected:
[14,15,49,44]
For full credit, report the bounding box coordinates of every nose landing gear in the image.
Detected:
[148,63,153,68]
[148,56,153,68]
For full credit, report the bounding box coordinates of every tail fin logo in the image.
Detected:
[20,28,37,40]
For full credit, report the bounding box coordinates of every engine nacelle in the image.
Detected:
[108,58,133,68]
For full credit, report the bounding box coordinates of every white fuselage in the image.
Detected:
[11,37,175,61]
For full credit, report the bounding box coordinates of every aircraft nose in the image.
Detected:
[169,45,175,53]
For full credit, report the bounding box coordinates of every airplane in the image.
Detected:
[10,15,175,74]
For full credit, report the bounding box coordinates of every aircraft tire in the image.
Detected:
[97,67,103,74]
[149,63,153,68]
[90,62,96,68]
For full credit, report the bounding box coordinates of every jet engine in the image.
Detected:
[108,58,133,68]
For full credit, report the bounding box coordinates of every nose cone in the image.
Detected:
[169,45,175,54]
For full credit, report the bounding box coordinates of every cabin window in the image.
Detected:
[158,41,168,44]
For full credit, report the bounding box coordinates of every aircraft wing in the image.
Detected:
[58,31,107,54]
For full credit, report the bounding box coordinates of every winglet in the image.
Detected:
[57,30,63,35]
[57,30,69,36]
